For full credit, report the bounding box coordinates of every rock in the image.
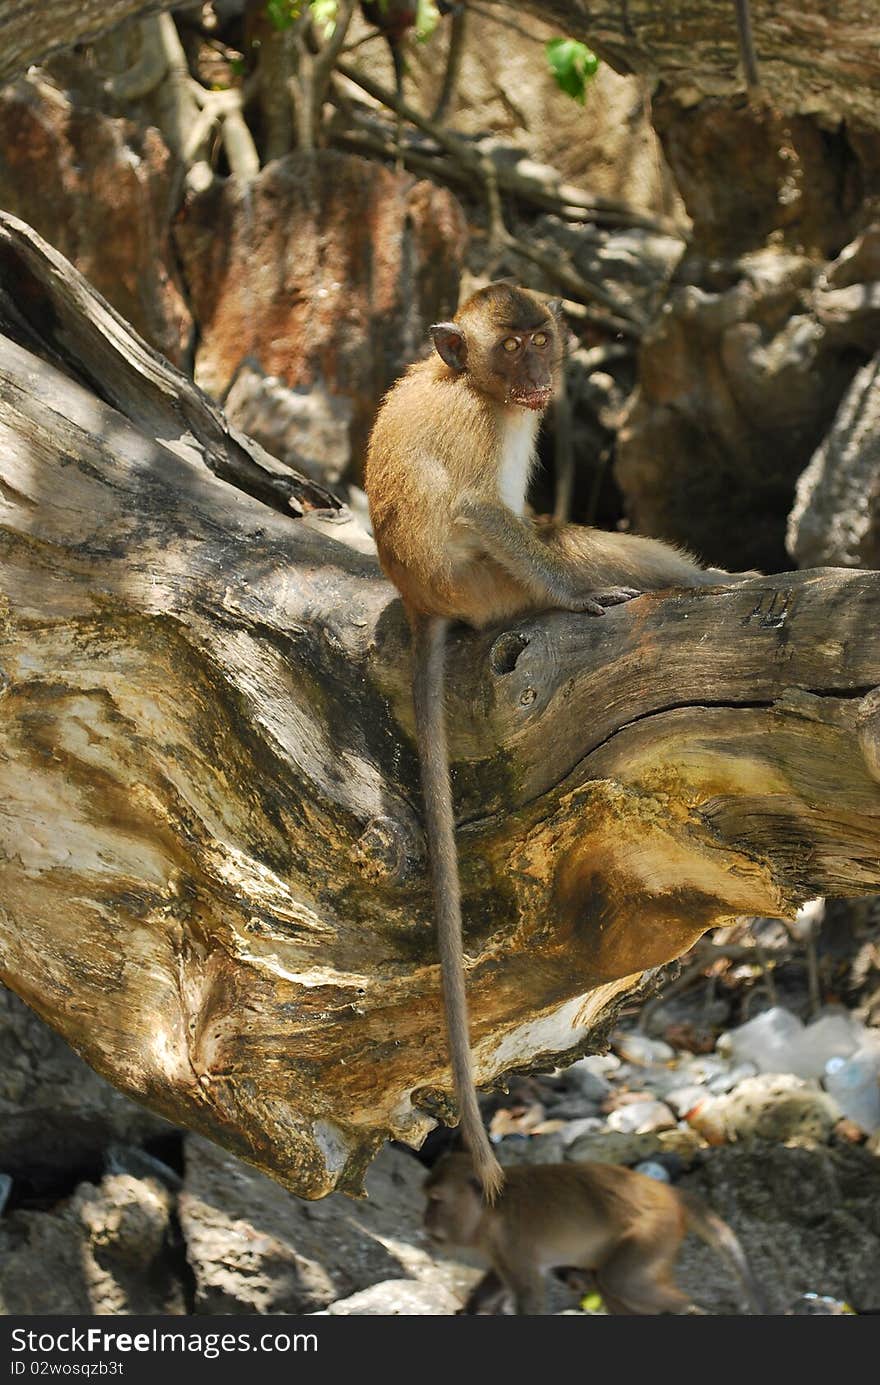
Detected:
[543,1092,604,1121]
[179,1136,471,1315]
[175,153,467,484]
[611,1031,675,1066]
[521,218,683,324]
[787,351,880,570]
[223,364,353,488]
[0,73,191,364]
[564,1128,703,1167]
[666,1085,709,1119]
[675,1144,880,1314]
[689,1073,840,1145]
[0,1173,185,1315]
[0,985,173,1188]
[606,1099,677,1135]
[400,16,683,216]
[0,1174,11,1215]
[652,95,864,260]
[706,1063,759,1095]
[495,1132,567,1167]
[559,1117,605,1147]
[617,249,856,572]
[560,1059,613,1103]
[322,1279,462,1315]
[488,1100,547,1138]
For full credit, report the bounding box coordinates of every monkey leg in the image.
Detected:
[460,1269,513,1315]
[595,1237,694,1316]
[493,1255,547,1315]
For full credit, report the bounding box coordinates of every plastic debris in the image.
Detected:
[719,1006,869,1080]
[633,1160,671,1183]
[789,1292,855,1315]
[823,1046,880,1133]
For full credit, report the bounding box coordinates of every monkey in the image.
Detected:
[423,1153,769,1316]
[364,282,749,1201]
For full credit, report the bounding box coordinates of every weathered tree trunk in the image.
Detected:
[1,213,879,1196]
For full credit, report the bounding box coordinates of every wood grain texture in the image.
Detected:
[1,213,879,1196]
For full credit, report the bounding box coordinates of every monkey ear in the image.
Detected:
[430,322,468,372]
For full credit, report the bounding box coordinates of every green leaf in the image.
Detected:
[310,0,339,39]
[545,37,599,106]
[416,0,441,42]
[265,0,303,30]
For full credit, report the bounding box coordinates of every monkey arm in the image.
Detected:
[455,494,638,614]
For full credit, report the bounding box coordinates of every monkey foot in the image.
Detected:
[574,586,642,615]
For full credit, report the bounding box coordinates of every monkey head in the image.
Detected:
[423,1152,488,1247]
[430,282,562,413]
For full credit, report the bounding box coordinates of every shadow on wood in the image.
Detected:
[0,213,879,1195]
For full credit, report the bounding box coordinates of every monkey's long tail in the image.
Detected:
[680,1191,769,1314]
[411,614,505,1203]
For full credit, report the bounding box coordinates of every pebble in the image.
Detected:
[665,1085,709,1118]
[606,1099,676,1135]
[612,1032,675,1066]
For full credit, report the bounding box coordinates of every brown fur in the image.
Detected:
[364,283,746,1201]
[424,1153,768,1316]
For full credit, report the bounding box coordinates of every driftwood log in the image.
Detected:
[1,213,880,1197]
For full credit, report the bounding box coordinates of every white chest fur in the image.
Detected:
[497,410,541,515]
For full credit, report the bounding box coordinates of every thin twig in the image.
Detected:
[432,5,468,123]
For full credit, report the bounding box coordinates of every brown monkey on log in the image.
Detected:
[424,1153,768,1316]
[364,282,743,1199]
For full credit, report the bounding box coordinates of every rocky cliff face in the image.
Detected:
[175,153,466,481]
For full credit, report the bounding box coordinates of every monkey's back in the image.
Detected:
[489,1161,686,1271]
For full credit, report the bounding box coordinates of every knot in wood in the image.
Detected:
[355,814,414,884]
[489,630,529,675]
[489,629,549,717]
[410,1085,458,1122]
[857,687,880,784]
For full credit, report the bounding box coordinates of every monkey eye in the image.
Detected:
[501,336,520,353]
[533,331,549,347]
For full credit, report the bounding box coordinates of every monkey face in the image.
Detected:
[423,1157,486,1246]
[430,283,563,413]
[489,324,559,410]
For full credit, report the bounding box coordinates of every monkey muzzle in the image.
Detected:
[511,387,552,411]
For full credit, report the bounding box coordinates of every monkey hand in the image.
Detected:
[567,585,642,616]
